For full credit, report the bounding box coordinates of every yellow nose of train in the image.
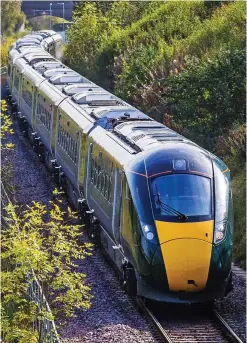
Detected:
[155,220,214,292]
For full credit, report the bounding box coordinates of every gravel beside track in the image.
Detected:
[215,274,246,342]
[2,93,246,343]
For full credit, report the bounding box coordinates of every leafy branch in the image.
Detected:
[1,190,93,342]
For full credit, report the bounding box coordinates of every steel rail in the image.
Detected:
[136,297,174,343]
[137,297,244,343]
[213,309,244,343]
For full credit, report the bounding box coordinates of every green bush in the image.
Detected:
[166,49,246,145]
[1,32,29,66]
[28,16,70,31]
[65,3,115,80]
[231,169,246,269]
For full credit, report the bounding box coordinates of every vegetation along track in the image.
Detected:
[137,298,245,343]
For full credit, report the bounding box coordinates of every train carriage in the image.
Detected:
[6,32,234,305]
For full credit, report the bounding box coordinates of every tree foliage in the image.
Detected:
[1,191,93,342]
[1,31,28,66]
[66,3,115,79]
[166,48,246,144]
[29,15,70,31]
[1,0,26,36]
[0,100,15,150]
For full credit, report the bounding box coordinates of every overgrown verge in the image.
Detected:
[215,124,246,268]
[1,193,93,343]
[1,31,29,66]
[1,100,94,343]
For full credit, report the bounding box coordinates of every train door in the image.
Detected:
[121,175,140,264]
[112,168,123,245]
[7,58,13,89]
[12,66,20,103]
[85,142,93,201]
[77,130,87,193]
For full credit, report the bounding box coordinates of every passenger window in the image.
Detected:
[91,159,94,183]
[97,165,101,189]
[105,175,109,199]
[101,172,105,193]
[94,161,98,185]
[108,175,112,203]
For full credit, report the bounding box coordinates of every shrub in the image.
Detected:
[1,32,28,66]
[2,195,93,342]
[166,48,246,144]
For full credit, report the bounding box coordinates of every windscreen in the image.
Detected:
[151,174,212,219]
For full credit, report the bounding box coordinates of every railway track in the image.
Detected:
[232,264,246,283]
[137,298,245,343]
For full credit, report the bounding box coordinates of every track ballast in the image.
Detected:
[137,298,244,343]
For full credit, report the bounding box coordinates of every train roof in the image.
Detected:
[87,125,136,163]
[9,31,209,163]
[71,91,117,105]
[35,32,50,38]
[38,30,57,36]
[112,120,186,152]
[24,54,56,65]
[18,46,43,53]
[43,68,75,78]
[24,34,43,40]
[91,106,148,119]
[17,37,41,44]
[62,83,102,95]
[12,49,44,64]
[49,74,84,85]
[41,36,54,46]
[51,33,62,43]
[33,60,63,68]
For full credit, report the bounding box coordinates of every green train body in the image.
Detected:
[7,32,233,303]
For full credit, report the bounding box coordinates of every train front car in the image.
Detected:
[125,142,233,303]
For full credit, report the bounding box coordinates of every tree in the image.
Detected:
[1,1,26,36]
[1,190,93,343]
[166,49,246,143]
[65,3,114,81]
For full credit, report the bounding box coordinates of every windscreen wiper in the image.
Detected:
[154,184,188,221]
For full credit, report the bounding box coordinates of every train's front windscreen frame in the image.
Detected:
[149,173,213,223]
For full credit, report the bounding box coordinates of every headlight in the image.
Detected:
[214,221,227,243]
[141,223,158,244]
[213,161,230,244]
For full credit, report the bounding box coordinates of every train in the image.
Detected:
[6,31,234,304]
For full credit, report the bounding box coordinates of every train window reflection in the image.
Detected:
[151,174,211,217]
